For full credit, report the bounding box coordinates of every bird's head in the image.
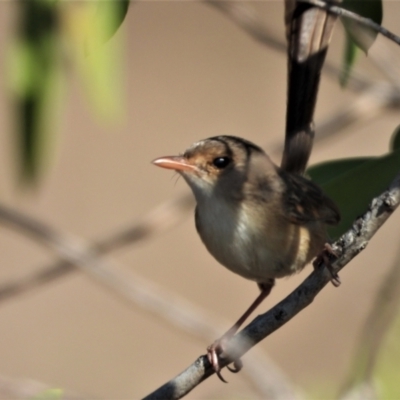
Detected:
[152,136,268,201]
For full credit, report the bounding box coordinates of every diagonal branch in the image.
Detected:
[143,171,400,400]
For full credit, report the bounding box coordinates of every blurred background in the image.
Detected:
[0,1,400,399]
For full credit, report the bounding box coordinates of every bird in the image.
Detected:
[152,135,340,381]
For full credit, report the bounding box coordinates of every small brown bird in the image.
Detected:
[153,136,340,380]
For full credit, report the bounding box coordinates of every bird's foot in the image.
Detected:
[207,339,243,383]
[313,243,341,287]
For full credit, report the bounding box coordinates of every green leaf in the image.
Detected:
[341,0,383,54]
[307,157,371,185]
[308,149,400,239]
[390,125,400,151]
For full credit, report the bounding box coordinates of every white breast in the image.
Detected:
[195,197,280,282]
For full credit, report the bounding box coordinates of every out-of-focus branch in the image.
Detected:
[0,195,194,303]
[0,202,299,399]
[314,82,400,141]
[301,0,400,46]
[369,39,400,90]
[205,1,285,52]
[143,171,400,400]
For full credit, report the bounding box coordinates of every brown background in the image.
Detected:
[0,2,400,399]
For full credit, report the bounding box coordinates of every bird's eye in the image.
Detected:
[212,157,231,169]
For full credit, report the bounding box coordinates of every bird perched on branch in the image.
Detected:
[153,135,340,381]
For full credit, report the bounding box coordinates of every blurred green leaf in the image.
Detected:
[308,149,400,239]
[390,125,400,151]
[64,2,125,121]
[340,31,359,87]
[8,0,63,183]
[32,388,63,400]
[307,157,371,185]
[341,0,383,54]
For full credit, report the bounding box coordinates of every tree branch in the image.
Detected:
[143,171,400,399]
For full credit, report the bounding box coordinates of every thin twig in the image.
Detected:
[143,171,400,400]
[300,0,400,46]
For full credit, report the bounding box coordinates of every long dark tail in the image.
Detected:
[281,0,340,174]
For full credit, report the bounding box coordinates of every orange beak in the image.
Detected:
[152,156,197,172]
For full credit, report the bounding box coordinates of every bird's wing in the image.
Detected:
[278,169,340,225]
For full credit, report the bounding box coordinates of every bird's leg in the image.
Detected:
[313,243,341,287]
[207,279,275,382]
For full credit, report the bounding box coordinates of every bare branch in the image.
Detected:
[300,0,400,46]
[143,171,400,400]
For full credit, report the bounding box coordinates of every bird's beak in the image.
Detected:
[152,156,197,172]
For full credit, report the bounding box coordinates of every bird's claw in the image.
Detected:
[207,341,242,382]
[207,342,227,383]
[313,243,341,287]
[227,359,243,373]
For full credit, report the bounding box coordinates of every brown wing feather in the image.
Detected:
[278,169,340,226]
